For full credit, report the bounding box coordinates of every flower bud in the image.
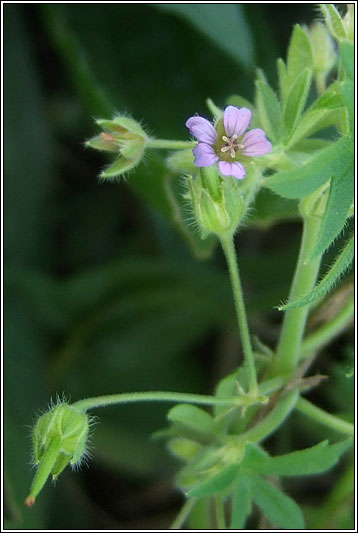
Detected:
[25,402,91,507]
[86,114,148,179]
[187,165,246,238]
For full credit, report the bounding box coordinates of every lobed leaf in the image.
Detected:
[243,440,352,477]
[265,136,353,199]
[230,474,252,529]
[251,475,305,529]
[167,404,216,436]
[283,68,312,137]
[286,109,339,149]
[255,79,282,142]
[279,233,354,310]
[186,464,239,498]
[340,40,354,80]
[287,25,313,81]
[340,80,354,131]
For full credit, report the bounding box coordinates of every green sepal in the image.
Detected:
[85,134,120,152]
[95,115,147,139]
[100,156,142,179]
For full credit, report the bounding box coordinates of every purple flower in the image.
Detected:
[186,106,272,180]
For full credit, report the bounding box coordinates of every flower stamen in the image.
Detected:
[221,134,240,158]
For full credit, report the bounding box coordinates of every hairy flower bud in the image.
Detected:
[25,402,91,507]
[187,165,246,238]
[86,114,148,179]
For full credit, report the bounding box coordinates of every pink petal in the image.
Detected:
[185,116,218,144]
[218,161,246,180]
[242,128,267,145]
[242,128,272,156]
[193,143,219,167]
[223,106,251,137]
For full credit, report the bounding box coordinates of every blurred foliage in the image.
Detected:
[4,3,353,529]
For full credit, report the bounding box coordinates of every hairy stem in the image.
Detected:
[147,138,195,150]
[273,215,322,376]
[71,391,239,412]
[221,234,258,395]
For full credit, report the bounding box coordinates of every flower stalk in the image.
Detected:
[220,233,258,396]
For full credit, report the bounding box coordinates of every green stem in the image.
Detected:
[215,496,227,529]
[147,138,194,150]
[221,234,258,395]
[236,389,299,445]
[169,498,196,529]
[71,391,239,413]
[273,215,322,376]
[300,293,354,358]
[296,397,354,436]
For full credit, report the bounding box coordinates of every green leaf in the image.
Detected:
[243,440,352,476]
[230,475,252,529]
[155,4,254,69]
[307,166,354,259]
[255,79,282,142]
[277,57,290,104]
[285,109,338,149]
[280,233,354,310]
[287,25,313,79]
[311,81,345,110]
[283,69,312,136]
[167,404,216,435]
[187,464,239,498]
[340,80,354,130]
[340,41,354,80]
[251,475,305,529]
[320,4,346,41]
[265,136,353,199]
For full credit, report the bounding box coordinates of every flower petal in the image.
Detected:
[223,106,251,137]
[185,116,218,144]
[193,143,218,167]
[218,160,246,180]
[242,128,272,156]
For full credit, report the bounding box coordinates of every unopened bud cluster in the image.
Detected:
[86,114,148,179]
[25,402,91,507]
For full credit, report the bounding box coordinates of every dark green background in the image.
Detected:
[4,4,353,529]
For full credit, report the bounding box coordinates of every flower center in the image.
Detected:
[220,135,244,159]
